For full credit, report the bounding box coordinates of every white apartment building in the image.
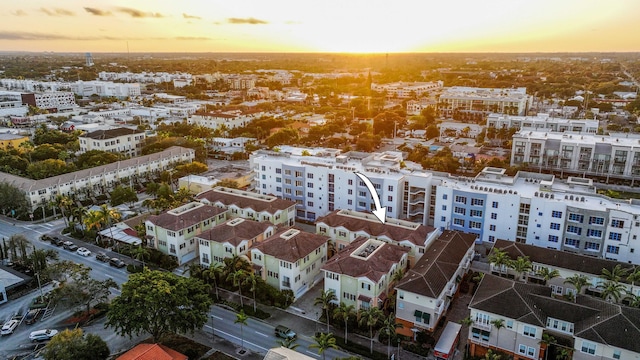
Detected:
[0,92,27,117]
[511,131,640,183]
[0,146,195,211]
[21,92,76,111]
[406,99,436,115]
[78,127,146,157]
[438,87,531,118]
[98,71,192,84]
[70,81,141,98]
[188,112,259,130]
[487,113,598,133]
[371,81,443,98]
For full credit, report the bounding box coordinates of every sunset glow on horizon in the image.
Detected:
[1,0,639,54]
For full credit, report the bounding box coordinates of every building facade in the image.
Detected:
[438,87,531,119]
[21,92,76,112]
[78,127,146,157]
[487,113,598,134]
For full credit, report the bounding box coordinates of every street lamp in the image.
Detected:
[210,314,215,341]
[397,338,401,360]
[315,311,319,334]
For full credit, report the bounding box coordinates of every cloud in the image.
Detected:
[115,7,163,18]
[12,10,27,16]
[40,8,75,17]
[227,17,268,25]
[84,7,112,16]
[183,13,201,20]
[0,31,155,41]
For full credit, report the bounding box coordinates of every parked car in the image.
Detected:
[76,247,91,257]
[109,258,126,268]
[29,329,58,342]
[25,308,42,325]
[63,241,78,252]
[1,319,19,336]
[50,237,64,246]
[95,252,110,262]
[40,235,52,242]
[274,325,296,340]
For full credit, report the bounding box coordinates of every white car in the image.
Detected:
[76,247,91,257]
[29,329,58,342]
[1,319,20,336]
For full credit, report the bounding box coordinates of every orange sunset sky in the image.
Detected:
[1,0,639,53]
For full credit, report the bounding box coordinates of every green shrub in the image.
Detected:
[126,264,144,273]
[331,333,388,360]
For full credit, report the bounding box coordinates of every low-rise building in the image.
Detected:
[322,237,409,310]
[197,187,296,227]
[487,113,598,134]
[78,127,146,157]
[196,218,274,267]
[251,228,328,299]
[21,91,76,112]
[0,133,28,150]
[395,231,476,336]
[145,202,228,265]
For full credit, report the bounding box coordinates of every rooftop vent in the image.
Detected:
[280,229,300,240]
[227,218,245,227]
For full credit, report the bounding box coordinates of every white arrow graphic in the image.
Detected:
[354,172,387,224]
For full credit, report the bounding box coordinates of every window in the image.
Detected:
[443,194,448,200]
[566,225,582,235]
[564,238,580,248]
[609,232,622,241]
[348,179,353,185]
[307,201,313,207]
[307,173,313,179]
[388,196,393,202]
[488,236,495,242]
[276,168,281,174]
[469,221,482,229]
[611,219,625,228]
[307,182,313,188]
[491,213,497,220]
[589,216,604,225]
[361,283,371,290]
[568,213,584,223]
[454,207,466,215]
[551,210,562,218]
[470,210,483,217]
[523,325,536,337]
[587,229,602,238]
[506,320,513,329]
[471,328,491,342]
[550,223,560,230]
[388,185,393,191]
[471,198,484,206]
[613,350,621,359]
[440,216,446,222]
[474,312,490,325]
[489,225,496,231]
[518,344,527,355]
[585,242,600,251]
[453,218,465,227]
[492,201,498,208]
[581,341,596,355]
[606,245,620,254]
[442,205,447,211]
[308,192,314,198]
[454,195,467,204]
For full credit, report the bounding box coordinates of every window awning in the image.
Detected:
[358,294,371,303]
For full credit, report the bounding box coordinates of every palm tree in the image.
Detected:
[381,313,403,359]
[234,310,248,351]
[52,194,73,227]
[488,248,511,277]
[601,264,629,282]
[276,337,299,350]
[490,318,505,350]
[84,210,104,242]
[556,348,572,360]
[332,302,355,344]
[243,271,260,313]
[626,292,640,308]
[484,349,502,360]
[460,316,474,327]
[536,267,560,285]
[99,204,121,246]
[227,269,247,307]
[509,256,532,282]
[539,333,556,360]
[314,289,337,333]
[131,245,150,268]
[71,206,88,234]
[309,332,338,360]
[627,266,640,296]
[358,306,383,354]
[598,280,627,303]
[203,262,223,299]
[563,274,589,301]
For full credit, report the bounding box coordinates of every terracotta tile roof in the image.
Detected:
[322,236,409,282]
[116,343,187,360]
[493,239,635,277]
[196,218,272,246]
[395,230,475,298]
[147,203,227,231]
[470,274,640,353]
[253,228,328,263]
[196,187,295,214]
[316,210,436,246]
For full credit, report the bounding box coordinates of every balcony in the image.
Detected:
[409,195,426,204]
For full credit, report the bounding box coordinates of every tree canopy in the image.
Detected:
[42,328,109,360]
[106,269,212,342]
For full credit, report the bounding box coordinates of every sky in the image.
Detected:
[1,0,639,53]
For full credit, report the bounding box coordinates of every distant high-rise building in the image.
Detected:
[85,52,94,67]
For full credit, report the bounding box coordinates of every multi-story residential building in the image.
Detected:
[468,274,640,360]
[0,92,27,117]
[210,137,256,154]
[487,113,598,134]
[145,202,228,265]
[196,218,274,267]
[225,76,256,90]
[78,127,146,157]
[21,91,76,112]
[438,87,531,118]
[196,187,296,227]
[315,209,439,265]
[251,228,328,299]
[371,81,443,99]
[511,131,640,184]
[70,80,141,98]
[188,112,259,131]
[250,149,407,222]
[322,237,409,310]
[395,230,475,336]
[0,133,28,150]
[491,239,638,298]
[0,146,195,211]
[406,99,436,115]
